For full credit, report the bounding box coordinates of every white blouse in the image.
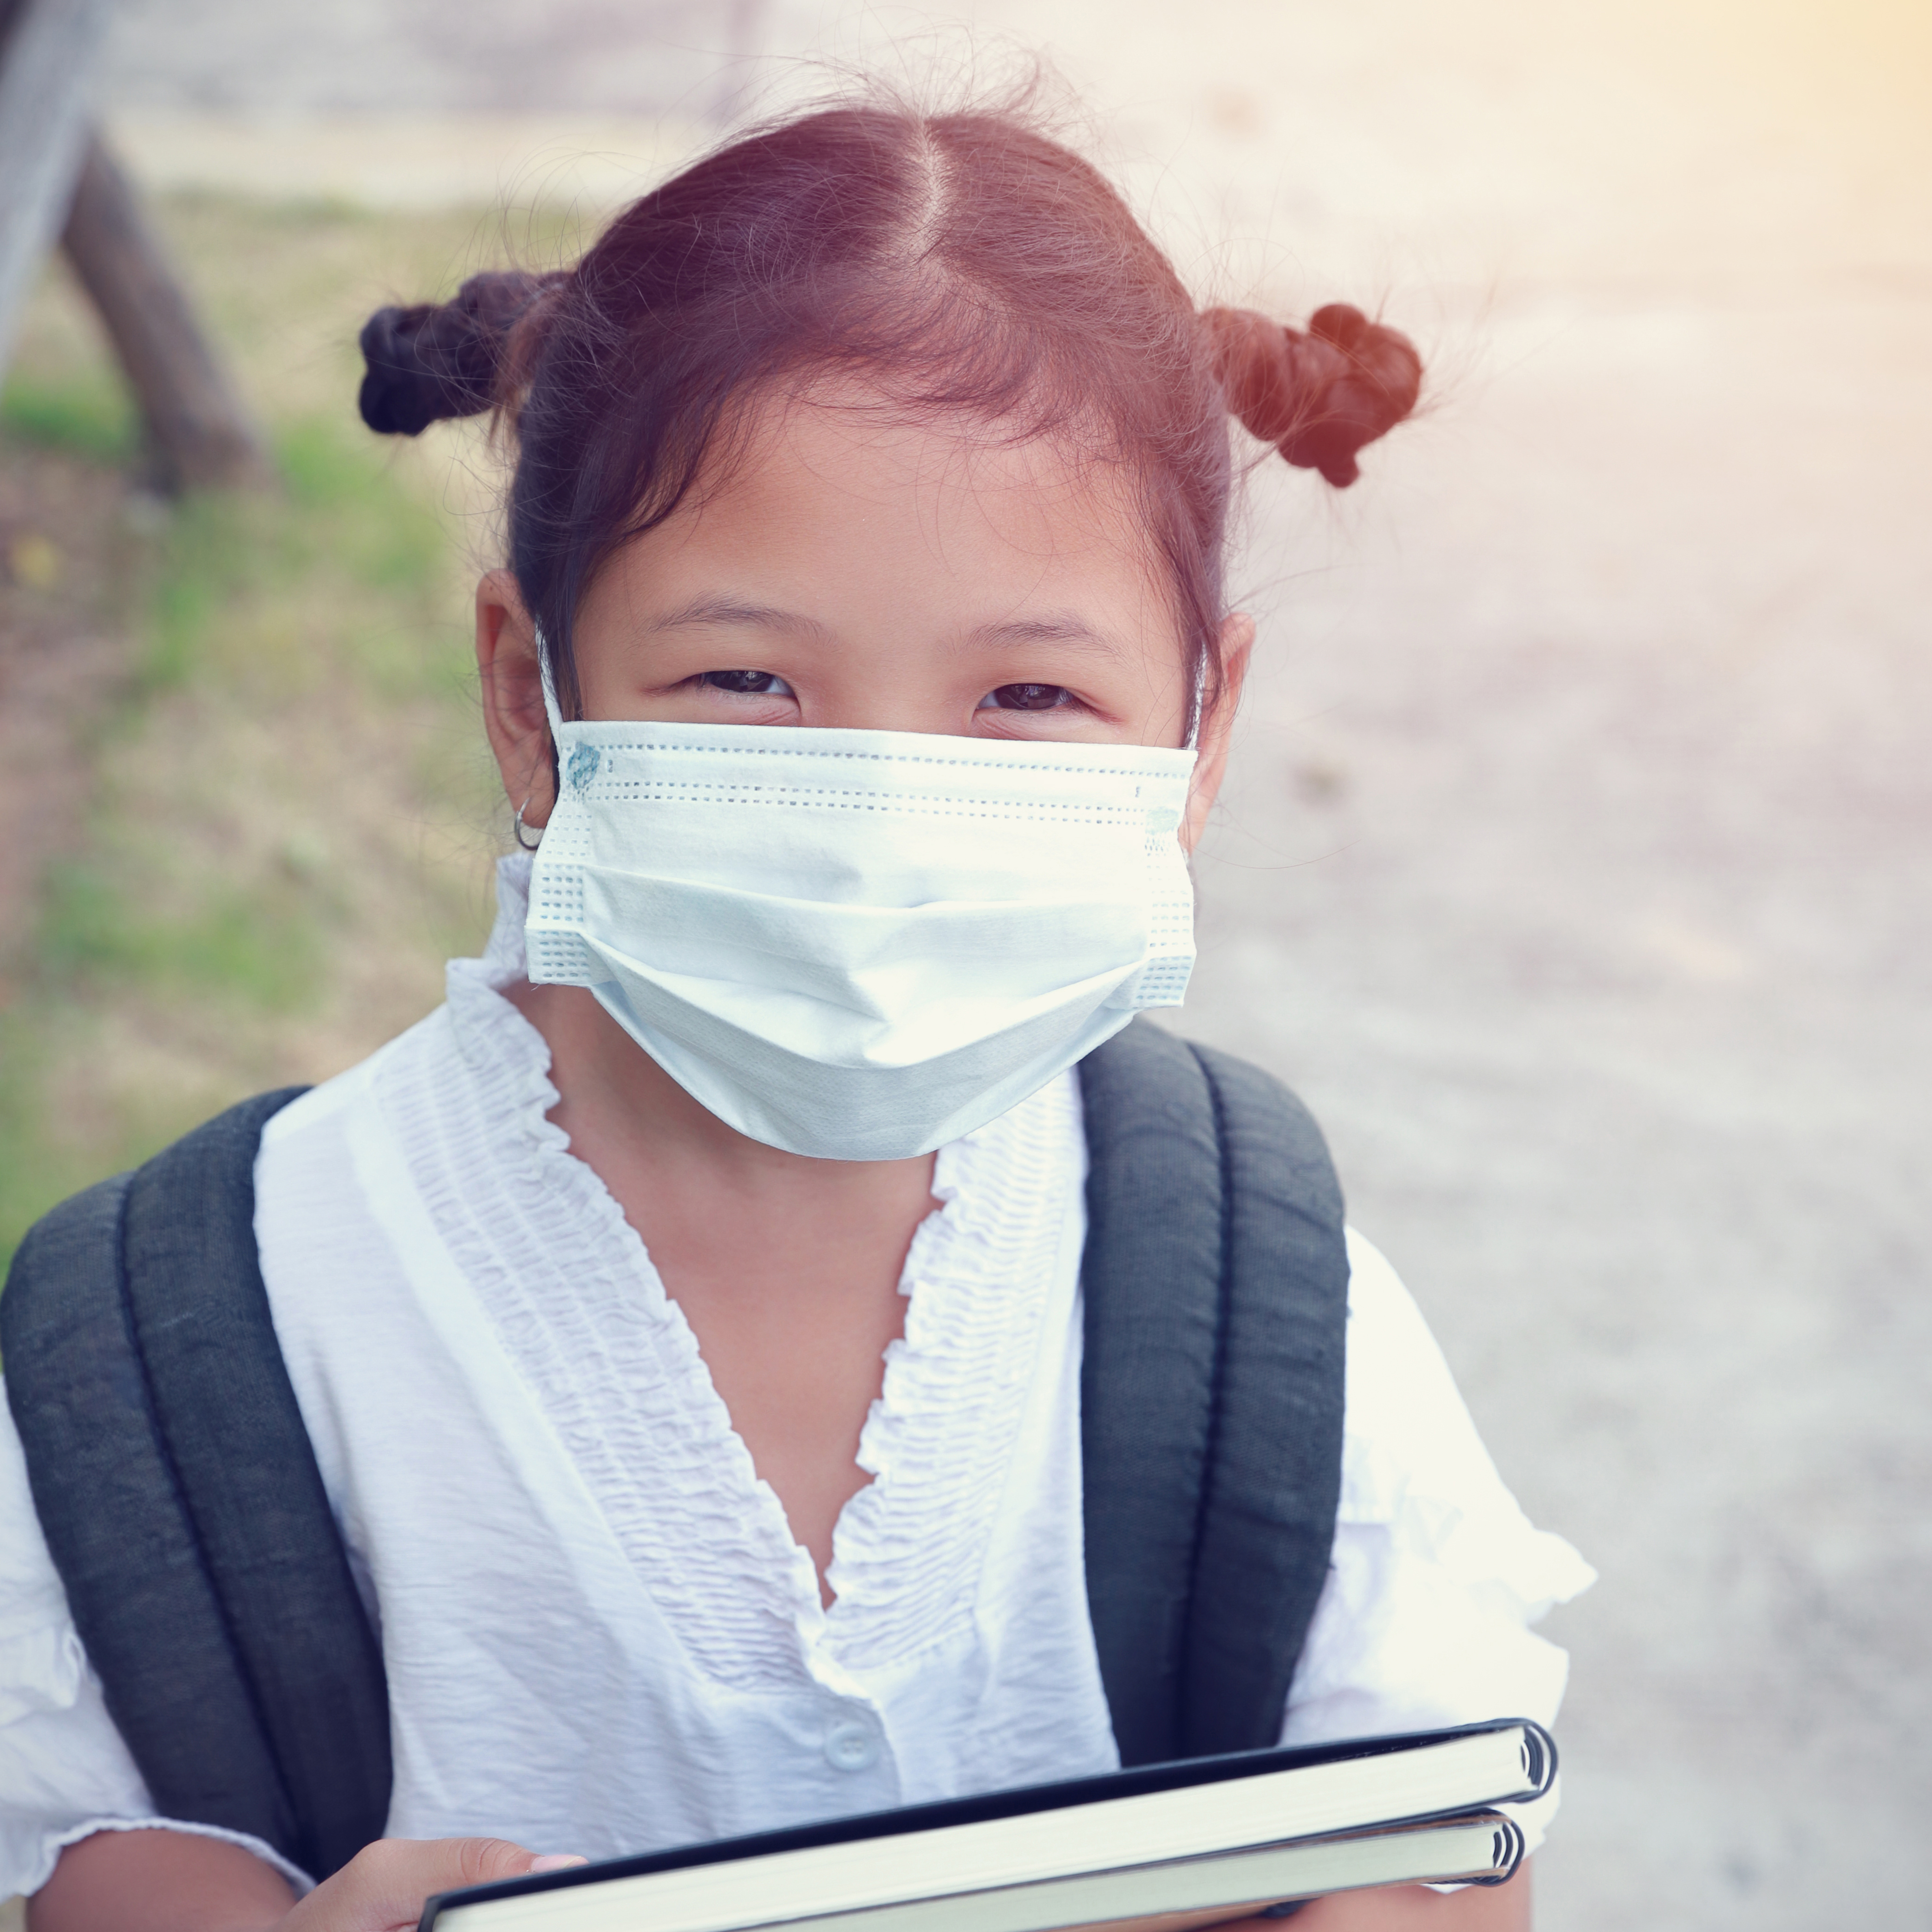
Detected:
[0,859,1594,1901]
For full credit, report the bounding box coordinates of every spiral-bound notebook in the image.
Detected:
[418,1718,1551,1932]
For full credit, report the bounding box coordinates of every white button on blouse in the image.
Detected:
[824,1723,880,1774]
[0,857,1593,1900]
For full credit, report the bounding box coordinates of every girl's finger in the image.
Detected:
[283,1836,584,1932]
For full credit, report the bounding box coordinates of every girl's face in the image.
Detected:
[478,391,1251,846]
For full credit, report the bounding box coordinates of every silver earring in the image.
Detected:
[514,796,542,852]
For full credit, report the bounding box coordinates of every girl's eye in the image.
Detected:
[700,669,794,697]
[979,683,1070,712]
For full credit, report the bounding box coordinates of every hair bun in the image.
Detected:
[1203,302,1422,487]
[358,270,559,437]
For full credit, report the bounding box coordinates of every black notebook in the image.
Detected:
[418,1718,1552,1932]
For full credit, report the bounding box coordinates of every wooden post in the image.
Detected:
[58,133,271,492]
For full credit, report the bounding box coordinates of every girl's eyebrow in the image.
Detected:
[647,596,833,639]
[967,615,1127,659]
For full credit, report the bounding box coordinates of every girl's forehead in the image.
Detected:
[672,390,1157,576]
[581,393,1181,665]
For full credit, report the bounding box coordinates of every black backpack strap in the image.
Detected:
[1,1088,392,1880]
[1078,1021,1350,1766]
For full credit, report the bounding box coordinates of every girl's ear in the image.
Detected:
[1181,613,1254,854]
[476,569,557,830]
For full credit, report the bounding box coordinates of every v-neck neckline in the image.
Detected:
[399,857,1087,1690]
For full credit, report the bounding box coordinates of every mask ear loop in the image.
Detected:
[537,629,568,741]
[514,631,568,855]
[1173,652,1208,866]
[1185,658,1207,751]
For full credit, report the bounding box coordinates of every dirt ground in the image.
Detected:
[4,0,1927,1926]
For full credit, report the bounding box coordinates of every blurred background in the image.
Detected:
[0,1,1927,1927]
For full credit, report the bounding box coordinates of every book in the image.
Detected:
[420,1719,1551,1932]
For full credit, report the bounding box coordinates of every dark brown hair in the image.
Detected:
[358,100,1421,726]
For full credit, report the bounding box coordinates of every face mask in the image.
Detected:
[524,681,1198,1161]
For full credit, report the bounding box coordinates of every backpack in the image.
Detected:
[0,1018,1348,1884]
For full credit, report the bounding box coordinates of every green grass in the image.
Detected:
[0,1012,105,1258]
[136,417,447,695]
[38,862,327,1013]
[0,370,138,462]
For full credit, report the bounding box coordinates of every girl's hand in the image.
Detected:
[282,1838,587,1932]
[28,1827,583,1932]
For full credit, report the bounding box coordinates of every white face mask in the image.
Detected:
[524,679,1198,1160]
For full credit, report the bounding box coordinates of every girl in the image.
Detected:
[0,96,1592,1932]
